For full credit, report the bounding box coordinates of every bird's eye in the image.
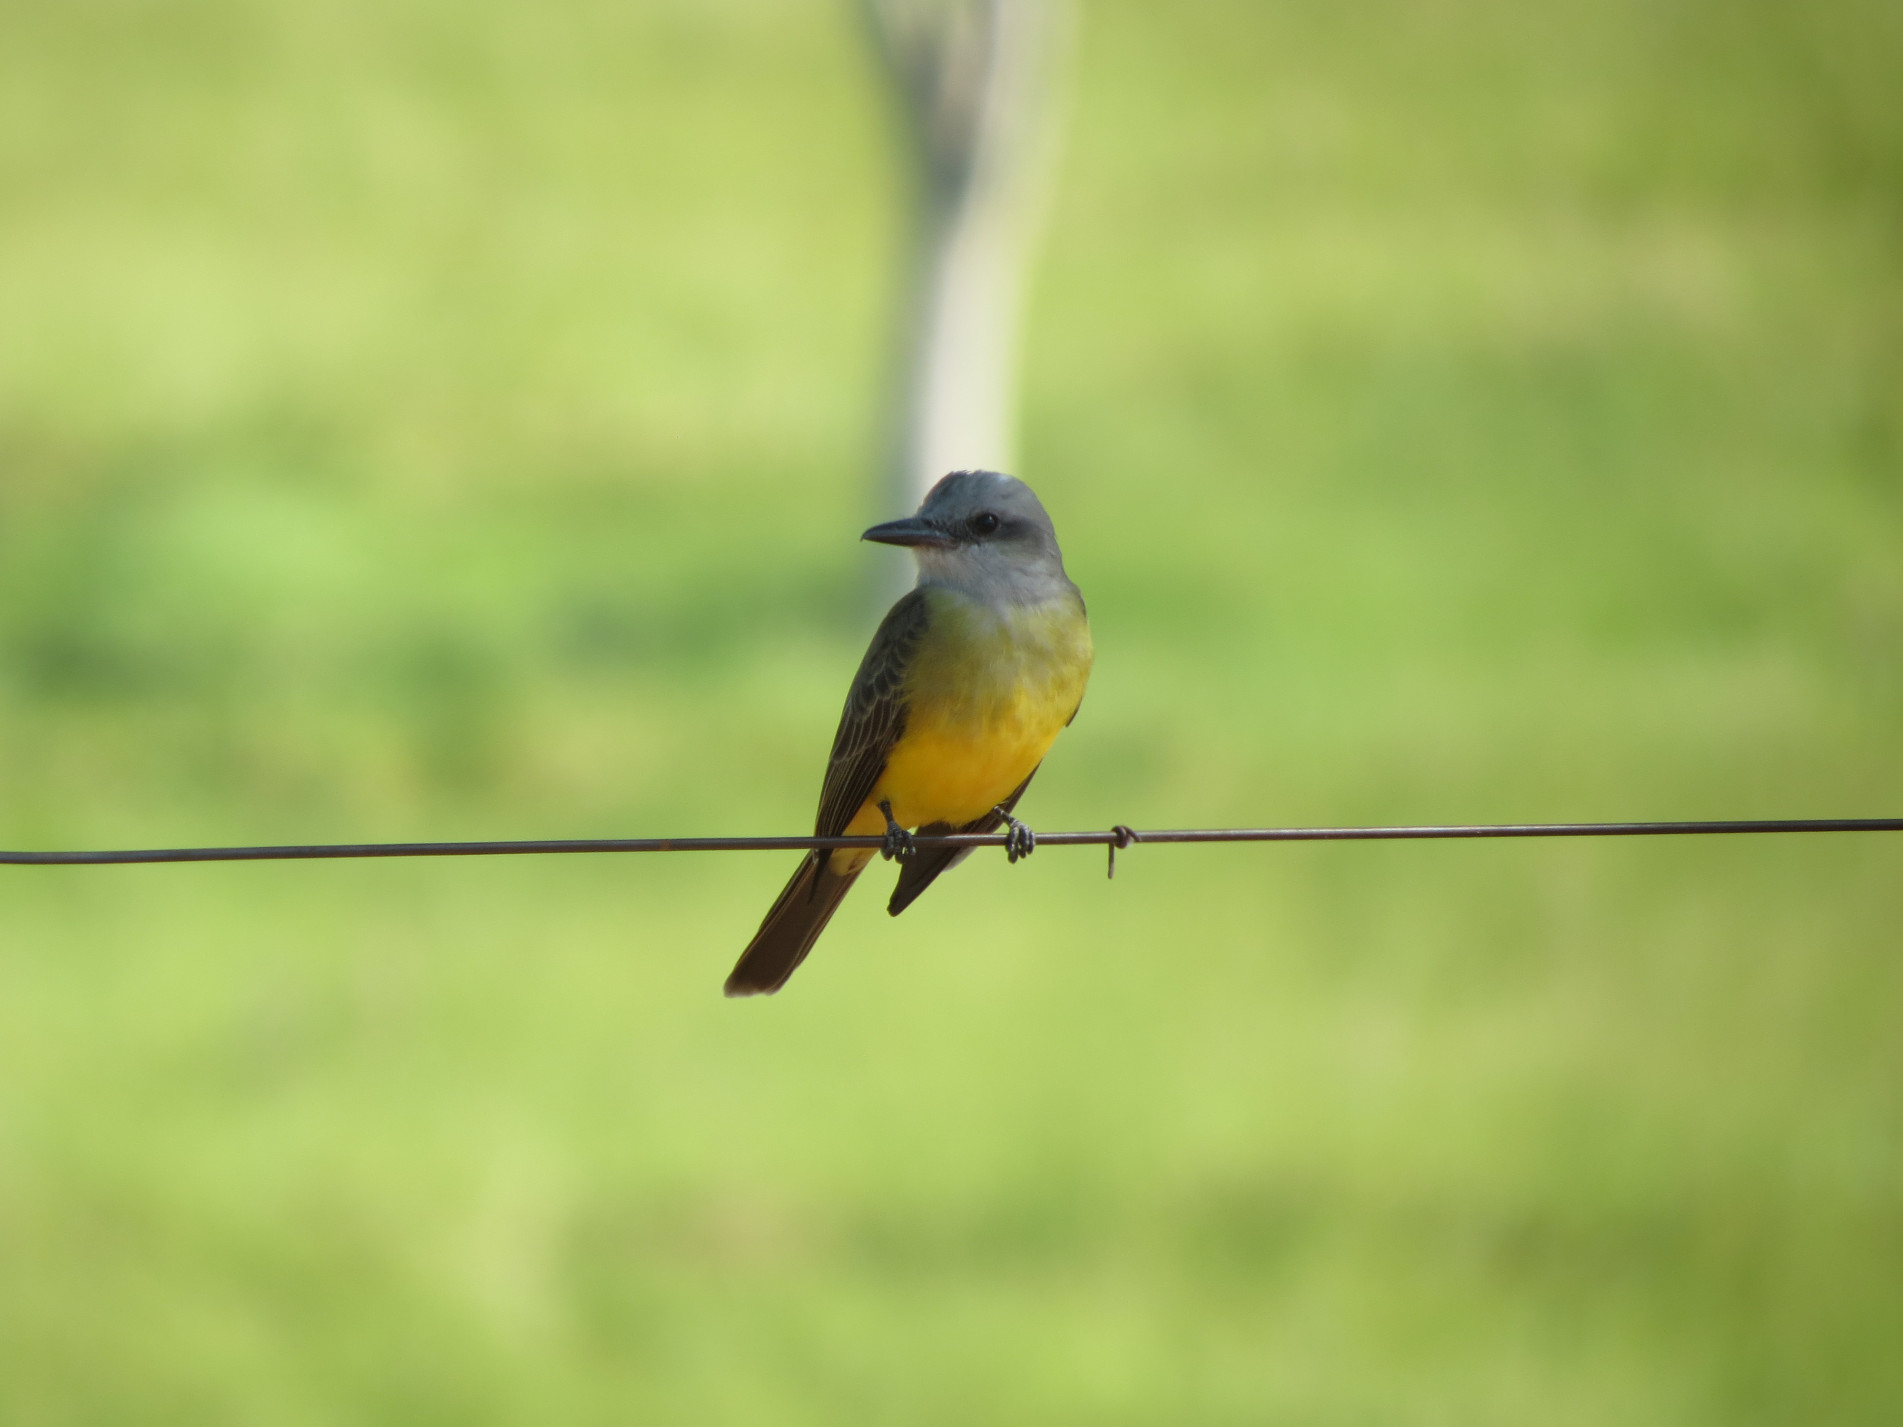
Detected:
[969,512,1001,536]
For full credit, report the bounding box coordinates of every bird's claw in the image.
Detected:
[878,802,915,861]
[994,807,1036,863]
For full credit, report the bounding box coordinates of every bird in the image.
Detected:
[724,470,1093,997]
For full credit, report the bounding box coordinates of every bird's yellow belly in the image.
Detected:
[856,589,1092,833]
[872,705,1062,830]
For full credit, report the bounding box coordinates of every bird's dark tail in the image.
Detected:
[724,853,865,997]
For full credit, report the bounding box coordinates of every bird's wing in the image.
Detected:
[813,588,932,841]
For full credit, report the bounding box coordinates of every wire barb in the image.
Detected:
[0,818,1898,867]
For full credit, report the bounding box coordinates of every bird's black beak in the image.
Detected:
[861,516,955,548]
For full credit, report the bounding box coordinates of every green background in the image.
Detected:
[2,0,1900,1421]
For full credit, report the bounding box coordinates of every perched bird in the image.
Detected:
[725,470,1093,996]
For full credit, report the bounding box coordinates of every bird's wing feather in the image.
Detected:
[814,588,932,840]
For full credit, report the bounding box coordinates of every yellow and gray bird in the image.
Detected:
[725,470,1094,996]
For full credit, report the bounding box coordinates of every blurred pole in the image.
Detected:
[859,0,1073,600]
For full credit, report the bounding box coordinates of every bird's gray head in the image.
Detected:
[862,470,1075,603]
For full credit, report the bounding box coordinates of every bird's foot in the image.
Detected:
[994,807,1036,863]
[878,801,915,861]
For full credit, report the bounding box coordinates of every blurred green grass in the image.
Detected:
[2,0,1901,1421]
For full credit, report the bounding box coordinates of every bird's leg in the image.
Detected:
[878,800,915,861]
[993,806,1036,863]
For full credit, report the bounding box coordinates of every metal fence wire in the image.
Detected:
[4,818,1899,879]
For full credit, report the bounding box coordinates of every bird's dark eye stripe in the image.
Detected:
[968,511,1001,536]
